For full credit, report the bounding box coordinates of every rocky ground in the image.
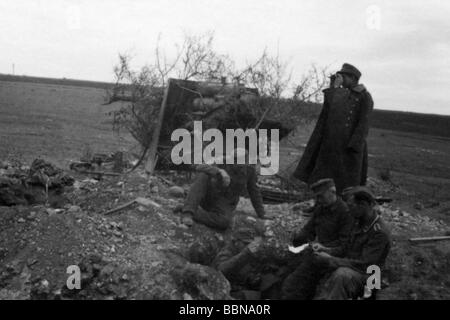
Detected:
[0,160,449,300]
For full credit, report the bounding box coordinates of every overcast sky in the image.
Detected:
[1,0,449,115]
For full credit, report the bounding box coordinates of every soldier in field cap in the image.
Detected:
[181,148,266,231]
[281,178,353,300]
[314,186,391,300]
[311,178,336,196]
[293,63,374,194]
[342,185,370,205]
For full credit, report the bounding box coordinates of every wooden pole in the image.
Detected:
[409,236,450,243]
[75,170,121,177]
[145,79,171,175]
[104,199,136,215]
[254,102,274,130]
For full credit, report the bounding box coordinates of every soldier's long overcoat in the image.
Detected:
[293,85,374,193]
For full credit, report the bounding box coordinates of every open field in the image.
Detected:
[0,74,114,90]
[0,80,134,168]
[371,109,450,139]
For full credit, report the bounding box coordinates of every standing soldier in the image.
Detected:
[293,63,374,194]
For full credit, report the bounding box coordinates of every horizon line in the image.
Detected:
[0,72,448,117]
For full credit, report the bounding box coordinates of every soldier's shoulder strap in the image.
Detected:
[353,84,374,107]
[352,84,367,93]
[371,216,391,238]
[364,214,381,233]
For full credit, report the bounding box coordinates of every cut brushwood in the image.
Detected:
[104,197,161,215]
[257,184,304,204]
[157,175,175,186]
[135,197,161,209]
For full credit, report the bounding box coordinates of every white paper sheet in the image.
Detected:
[288,243,309,254]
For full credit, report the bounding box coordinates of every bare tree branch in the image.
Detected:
[107,32,331,172]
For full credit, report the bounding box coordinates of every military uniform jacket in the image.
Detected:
[194,163,265,218]
[335,215,391,273]
[292,198,353,257]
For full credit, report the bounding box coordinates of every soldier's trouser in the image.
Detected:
[183,173,234,231]
[281,250,330,300]
[317,267,367,300]
[192,206,233,231]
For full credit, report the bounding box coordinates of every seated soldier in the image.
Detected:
[182,148,265,231]
[211,216,266,299]
[314,187,391,300]
[281,178,353,300]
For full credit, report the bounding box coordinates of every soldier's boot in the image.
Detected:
[181,213,194,227]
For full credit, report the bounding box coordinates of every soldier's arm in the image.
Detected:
[183,172,209,214]
[312,92,331,137]
[247,167,265,218]
[195,164,222,176]
[348,91,374,152]
[292,214,316,247]
[329,231,390,272]
[327,208,353,257]
[195,163,230,186]
[214,246,253,277]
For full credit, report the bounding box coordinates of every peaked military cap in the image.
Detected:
[337,63,362,80]
[342,185,368,198]
[352,187,376,204]
[310,178,335,195]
